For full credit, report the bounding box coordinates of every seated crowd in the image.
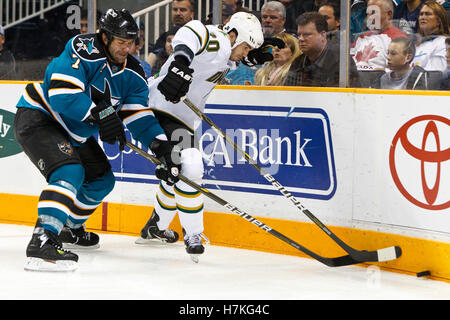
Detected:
[1,0,450,90]
[221,0,450,90]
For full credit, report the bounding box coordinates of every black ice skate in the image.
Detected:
[59,225,100,249]
[183,229,209,263]
[24,224,78,272]
[135,210,179,244]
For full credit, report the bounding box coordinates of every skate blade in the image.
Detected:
[189,254,200,263]
[24,257,78,272]
[62,243,100,250]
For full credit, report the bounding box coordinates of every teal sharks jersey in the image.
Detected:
[16,33,164,147]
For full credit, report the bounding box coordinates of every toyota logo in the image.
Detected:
[389,115,449,210]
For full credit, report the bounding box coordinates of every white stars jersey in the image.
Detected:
[148,20,234,131]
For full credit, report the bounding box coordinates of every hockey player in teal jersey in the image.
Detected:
[15,8,181,271]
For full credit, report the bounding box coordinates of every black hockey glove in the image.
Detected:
[157,56,194,104]
[241,37,286,67]
[150,138,182,186]
[91,101,126,151]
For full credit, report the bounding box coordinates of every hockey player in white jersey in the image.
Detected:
[136,12,282,261]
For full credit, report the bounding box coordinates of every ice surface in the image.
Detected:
[0,223,449,300]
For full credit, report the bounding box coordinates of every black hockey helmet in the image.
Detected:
[99,8,138,40]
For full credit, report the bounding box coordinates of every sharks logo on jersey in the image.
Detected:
[76,37,100,55]
[90,79,120,108]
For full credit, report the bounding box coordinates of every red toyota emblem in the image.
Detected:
[389,115,449,210]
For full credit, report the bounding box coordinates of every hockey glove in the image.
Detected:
[150,138,182,186]
[91,101,126,151]
[157,56,194,104]
[241,37,286,67]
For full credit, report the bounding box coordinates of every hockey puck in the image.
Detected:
[416,270,431,277]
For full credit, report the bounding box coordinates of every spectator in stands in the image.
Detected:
[225,61,256,85]
[254,33,301,85]
[285,12,360,87]
[79,10,89,34]
[447,35,450,70]
[279,0,317,34]
[411,1,449,73]
[0,26,16,80]
[80,21,88,34]
[318,2,340,32]
[223,0,237,12]
[147,26,179,76]
[152,0,194,52]
[440,36,450,87]
[393,0,426,35]
[318,2,341,46]
[371,37,435,89]
[235,0,250,13]
[77,9,101,35]
[225,1,287,85]
[350,0,407,71]
[261,1,287,37]
[216,0,249,21]
[222,2,235,24]
[351,0,368,41]
[131,37,152,78]
[171,0,195,26]
[79,19,88,34]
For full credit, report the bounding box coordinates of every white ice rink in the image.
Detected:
[1,223,449,302]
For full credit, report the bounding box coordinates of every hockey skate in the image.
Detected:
[59,225,100,249]
[183,229,209,263]
[135,210,179,244]
[24,226,78,272]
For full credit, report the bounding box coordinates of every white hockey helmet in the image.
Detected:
[223,12,264,49]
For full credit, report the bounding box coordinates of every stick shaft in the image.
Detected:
[125,141,360,267]
[181,98,400,262]
[181,99,344,241]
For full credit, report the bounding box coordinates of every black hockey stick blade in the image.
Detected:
[270,228,362,267]
[349,246,403,263]
[125,141,367,268]
[295,208,402,263]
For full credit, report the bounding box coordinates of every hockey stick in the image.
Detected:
[181,97,402,263]
[126,140,364,267]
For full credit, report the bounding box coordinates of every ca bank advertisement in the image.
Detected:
[106,104,337,201]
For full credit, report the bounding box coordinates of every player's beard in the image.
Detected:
[106,44,127,65]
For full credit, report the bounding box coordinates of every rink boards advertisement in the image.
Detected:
[351,91,450,234]
[108,104,337,201]
[0,83,449,238]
